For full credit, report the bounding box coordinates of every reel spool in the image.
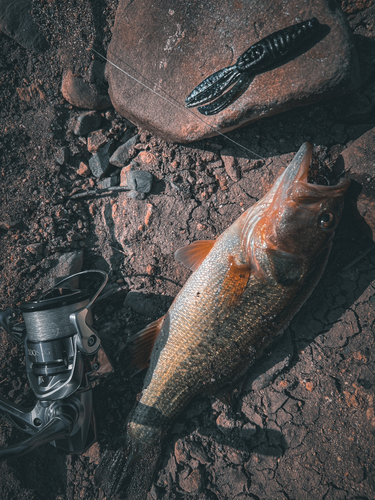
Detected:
[0,270,113,458]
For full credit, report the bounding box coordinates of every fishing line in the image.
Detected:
[28,0,264,160]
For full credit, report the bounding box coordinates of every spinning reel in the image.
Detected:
[0,270,113,458]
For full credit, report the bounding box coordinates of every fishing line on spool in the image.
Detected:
[28,0,264,160]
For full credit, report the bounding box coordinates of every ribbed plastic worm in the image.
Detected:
[185,18,320,115]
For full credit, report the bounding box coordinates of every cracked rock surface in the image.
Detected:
[0,1,375,499]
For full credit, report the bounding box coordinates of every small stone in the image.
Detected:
[61,70,111,110]
[77,162,90,177]
[127,190,146,200]
[146,264,156,275]
[26,243,44,255]
[87,129,108,152]
[54,146,69,166]
[175,439,189,464]
[98,176,119,189]
[74,111,101,136]
[221,152,240,182]
[136,151,157,166]
[178,468,203,493]
[105,110,116,121]
[110,134,139,167]
[128,170,153,193]
[89,140,115,178]
[120,166,153,193]
[305,380,316,392]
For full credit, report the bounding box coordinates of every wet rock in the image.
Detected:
[110,134,139,167]
[107,0,359,143]
[0,0,47,52]
[61,70,111,110]
[338,127,375,240]
[74,111,101,136]
[89,140,115,178]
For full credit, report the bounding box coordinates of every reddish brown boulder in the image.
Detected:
[339,127,375,240]
[107,0,359,143]
[61,70,111,110]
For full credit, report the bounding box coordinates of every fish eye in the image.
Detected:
[319,212,336,230]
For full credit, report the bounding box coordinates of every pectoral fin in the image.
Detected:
[175,240,215,271]
[128,316,165,370]
[222,256,251,308]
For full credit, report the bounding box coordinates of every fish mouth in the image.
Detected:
[281,143,350,201]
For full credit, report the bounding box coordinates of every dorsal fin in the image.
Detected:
[175,240,215,271]
[128,315,165,370]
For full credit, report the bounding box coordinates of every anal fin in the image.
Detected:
[128,316,165,370]
[175,240,215,271]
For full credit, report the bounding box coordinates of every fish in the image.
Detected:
[96,142,350,497]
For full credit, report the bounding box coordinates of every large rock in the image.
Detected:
[338,127,375,240]
[107,0,359,143]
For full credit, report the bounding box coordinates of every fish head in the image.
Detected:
[247,143,351,285]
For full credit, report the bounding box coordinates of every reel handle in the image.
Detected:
[0,415,72,460]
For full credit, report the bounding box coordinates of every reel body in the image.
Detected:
[0,271,113,458]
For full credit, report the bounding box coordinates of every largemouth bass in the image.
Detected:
[98,142,350,496]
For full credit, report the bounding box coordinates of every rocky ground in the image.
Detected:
[0,1,375,499]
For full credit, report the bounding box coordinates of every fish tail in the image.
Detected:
[95,438,161,499]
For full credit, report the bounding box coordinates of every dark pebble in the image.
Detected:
[74,111,101,136]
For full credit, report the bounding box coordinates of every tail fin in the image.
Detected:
[95,441,161,499]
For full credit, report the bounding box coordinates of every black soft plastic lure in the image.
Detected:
[185,17,320,115]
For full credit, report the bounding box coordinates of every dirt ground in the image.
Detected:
[0,1,375,499]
